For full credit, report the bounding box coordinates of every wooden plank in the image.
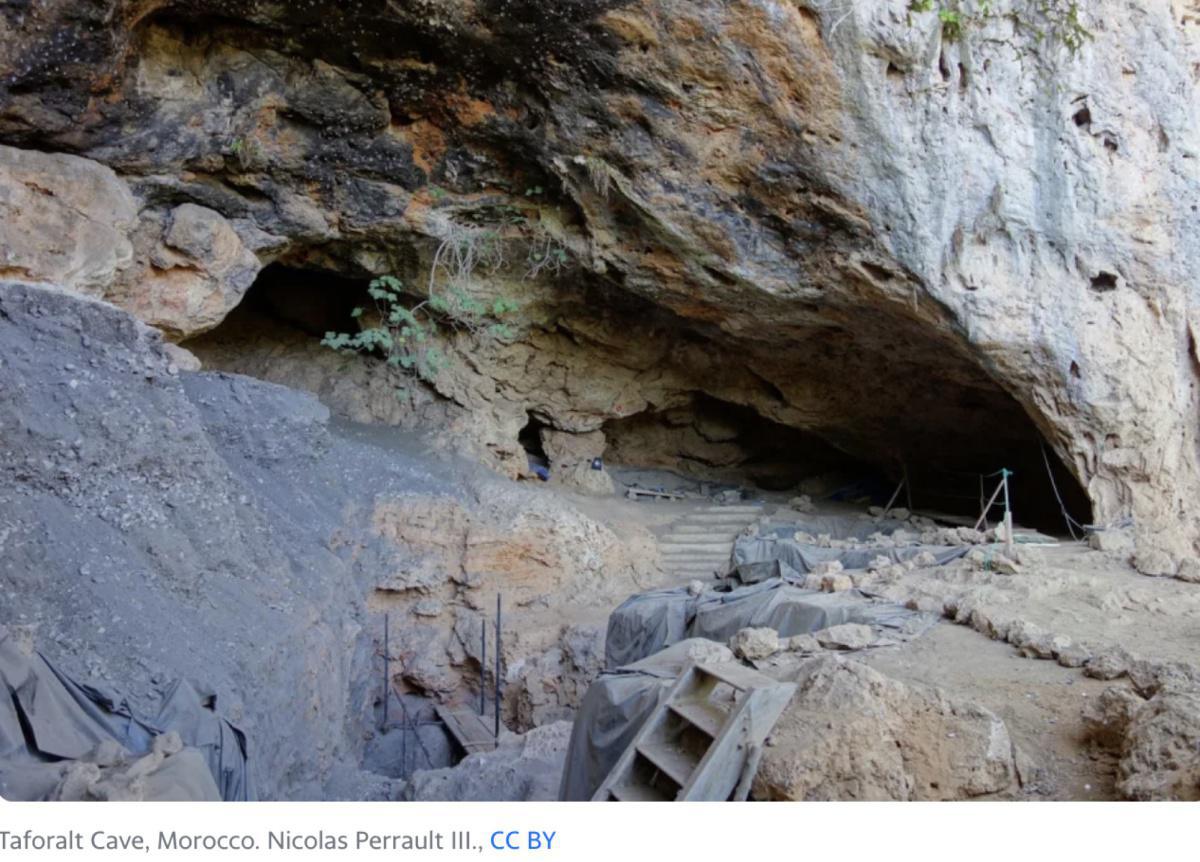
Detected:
[680,681,795,802]
[696,660,776,692]
[668,698,728,738]
[435,705,496,755]
[610,782,671,802]
[636,743,699,786]
[626,487,687,501]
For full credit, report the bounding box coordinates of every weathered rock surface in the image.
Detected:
[0,281,652,798]
[0,147,137,293]
[401,721,572,802]
[508,626,606,732]
[814,623,875,651]
[755,656,1021,800]
[2,1,1197,561]
[1086,679,1200,801]
[1117,685,1200,801]
[730,627,782,661]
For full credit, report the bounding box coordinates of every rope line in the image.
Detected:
[1040,443,1085,541]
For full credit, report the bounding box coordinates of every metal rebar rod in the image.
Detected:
[494,593,502,746]
[382,613,390,732]
[479,617,486,717]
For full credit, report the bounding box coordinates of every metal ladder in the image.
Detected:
[593,661,795,801]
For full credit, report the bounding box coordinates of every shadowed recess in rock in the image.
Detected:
[188,257,1092,535]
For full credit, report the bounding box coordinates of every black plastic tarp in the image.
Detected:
[0,627,253,801]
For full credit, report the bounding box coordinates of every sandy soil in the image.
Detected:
[862,624,1119,799]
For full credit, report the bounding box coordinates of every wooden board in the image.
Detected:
[435,705,496,756]
[625,487,686,501]
[593,661,795,802]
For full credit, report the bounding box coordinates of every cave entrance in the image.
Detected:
[215,261,372,338]
[602,392,1090,537]
[188,262,1094,538]
[895,441,1092,538]
[185,260,380,391]
[602,394,889,495]
[519,413,551,479]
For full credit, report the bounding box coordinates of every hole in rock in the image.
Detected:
[519,413,550,477]
[1090,271,1119,292]
[186,260,386,378]
[602,389,1091,536]
[603,395,879,494]
[211,262,372,338]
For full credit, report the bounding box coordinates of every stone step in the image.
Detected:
[670,526,740,535]
[686,509,758,516]
[657,547,729,554]
[661,534,735,542]
[684,520,756,527]
[698,506,764,514]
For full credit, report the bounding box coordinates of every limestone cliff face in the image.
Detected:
[2,1,1199,569]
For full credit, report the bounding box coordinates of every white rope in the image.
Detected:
[1040,442,1086,541]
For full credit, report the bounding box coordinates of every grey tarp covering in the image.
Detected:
[603,587,700,669]
[688,579,933,644]
[605,577,938,668]
[762,514,908,542]
[0,627,253,800]
[732,534,970,579]
[559,639,722,801]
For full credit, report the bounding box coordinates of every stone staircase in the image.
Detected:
[658,504,765,580]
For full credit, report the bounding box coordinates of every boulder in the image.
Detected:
[1135,549,1178,578]
[556,461,616,496]
[541,428,606,470]
[755,657,1020,800]
[814,623,874,651]
[0,145,137,294]
[124,203,262,338]
[1175,559,1200,584]
[1117,686,1200,801]
[1085,647,1134,681]
[1055,643,1092,668]
[730,627,782,661]
[402,721,572,801]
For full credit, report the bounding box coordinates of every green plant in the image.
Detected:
[321,274,520,399]
[322,195,571,397]
[228,137,253,169]
[907,0,1091,54]
[1028,0,1091,53]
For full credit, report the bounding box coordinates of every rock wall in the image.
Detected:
[2,1,1198,567]
[0,281,657,798]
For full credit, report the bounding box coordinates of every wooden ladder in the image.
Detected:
[592,661,796,801]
